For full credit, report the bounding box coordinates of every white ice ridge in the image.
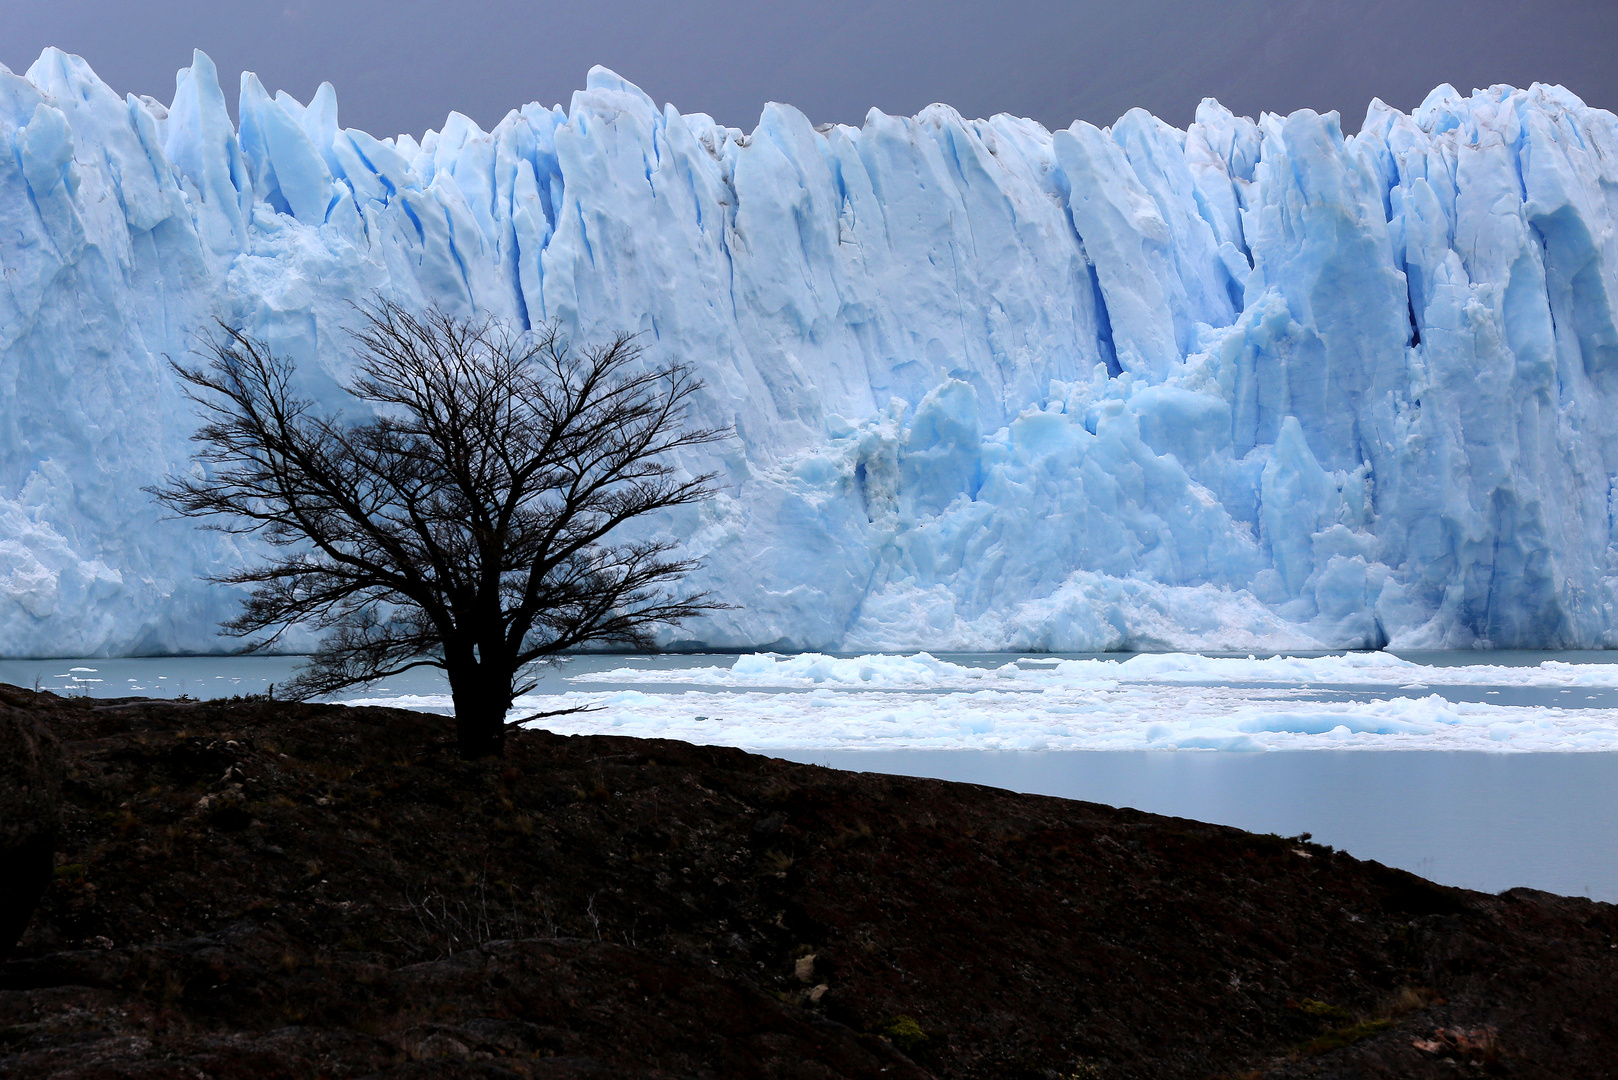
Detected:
[4,50,1618,655]
[569,651,1618,689]
[510,692,1618,753]
[342,656,1618,751]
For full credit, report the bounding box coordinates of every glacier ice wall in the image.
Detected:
[3,48,1618,656]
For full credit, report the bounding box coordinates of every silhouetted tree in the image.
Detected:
[153,302,727,758]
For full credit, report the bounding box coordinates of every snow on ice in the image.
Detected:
[2,49,1618,655]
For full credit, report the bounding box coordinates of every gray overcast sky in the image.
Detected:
[5,1,1617,139]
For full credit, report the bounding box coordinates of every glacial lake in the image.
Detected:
[7,650,1618,901]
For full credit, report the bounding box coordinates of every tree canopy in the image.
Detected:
[154,302,727,757]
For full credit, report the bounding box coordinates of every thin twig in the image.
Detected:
[504,703,605,728]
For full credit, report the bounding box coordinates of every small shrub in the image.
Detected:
[1290,998,1350,1021]
[1384,985,1442,1015]
[875,1014,928,1054]
[1296,1018,1392,1056]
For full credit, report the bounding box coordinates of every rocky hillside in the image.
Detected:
[2,687,1615,1078]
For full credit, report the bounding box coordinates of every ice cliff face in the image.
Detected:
[3,48,1618,656]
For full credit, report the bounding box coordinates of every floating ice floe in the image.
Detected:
[341,651,1618,752]
[573,650,1618,689]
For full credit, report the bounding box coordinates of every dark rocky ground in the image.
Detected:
[1,684,1615,1079]
[0,703,62,962]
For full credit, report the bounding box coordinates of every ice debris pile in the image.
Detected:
[566,651,1618,691]
[340,652,1618,753]
[3,47,1618,655]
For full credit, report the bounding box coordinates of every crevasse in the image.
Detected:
[1,48,1616,656]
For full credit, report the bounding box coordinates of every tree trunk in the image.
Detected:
[449,672,508,759]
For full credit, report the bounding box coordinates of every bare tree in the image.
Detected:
[152,302,728,758]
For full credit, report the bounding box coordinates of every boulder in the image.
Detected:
[0,706,63,958]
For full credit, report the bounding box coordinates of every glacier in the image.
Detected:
[2,48,1618,656]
